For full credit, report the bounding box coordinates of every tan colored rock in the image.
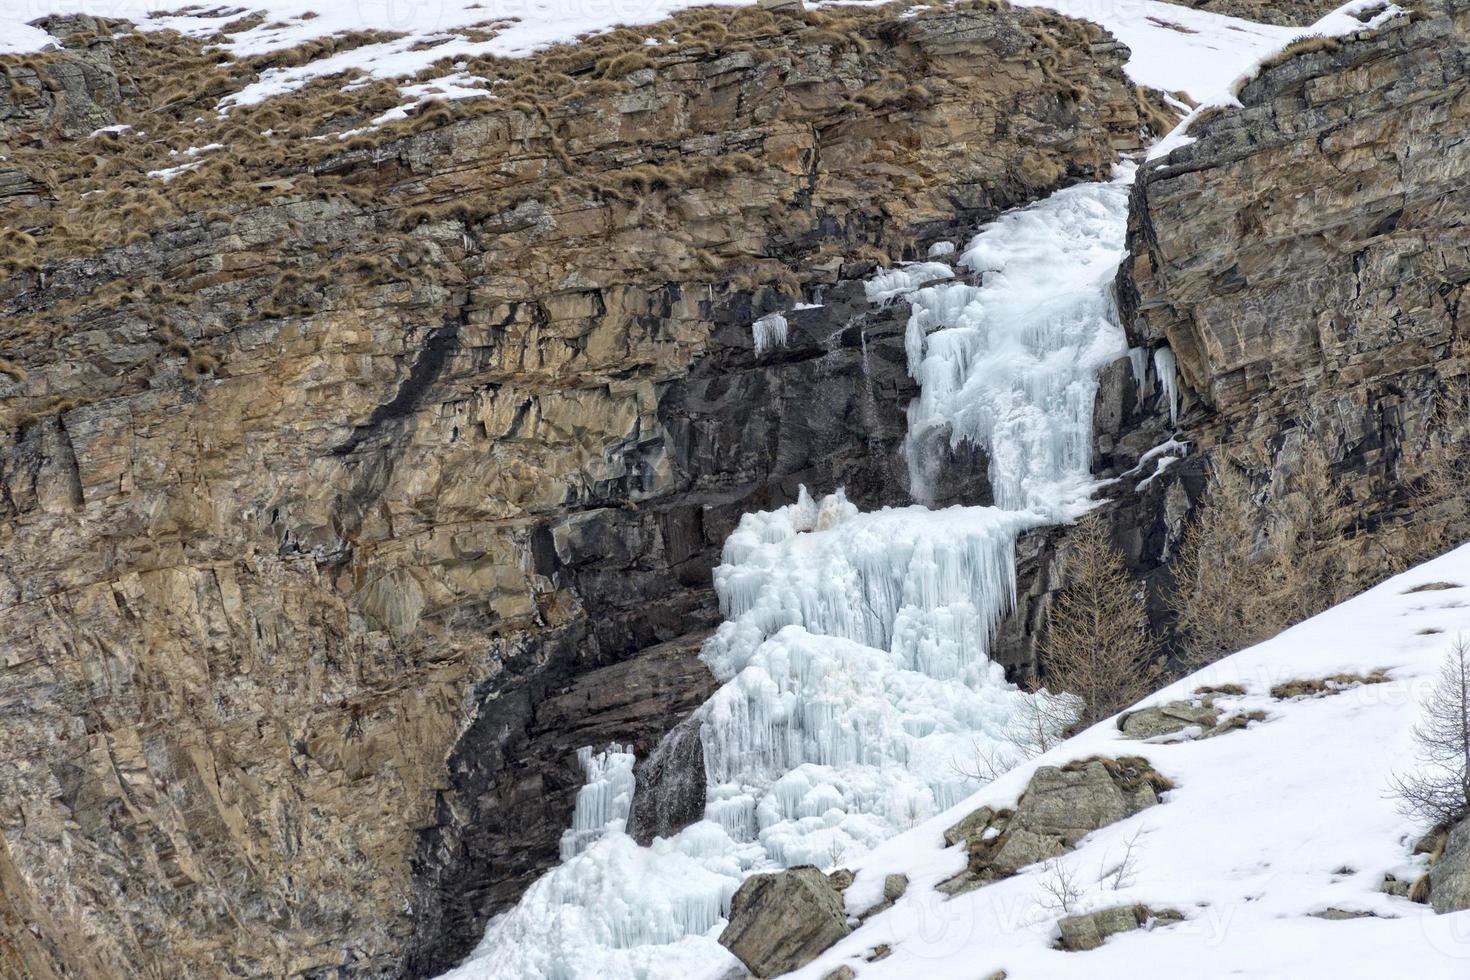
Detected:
[1119,701,1219,739]
[1056,904,1181,951]
[719,866,851,978]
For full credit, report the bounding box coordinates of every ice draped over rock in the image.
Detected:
[439,171,1134,980]
[559,745,636,861]
[899,175,1133,509]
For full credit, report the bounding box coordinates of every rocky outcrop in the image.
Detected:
[1114,1,1470,560]
[998,0,1470,674]
[1119,702,1219,739]
[0,5,1160,978]
[1428,818,1470,913]
[719,865,851,978]
[940,757,1169,895]
[1056,904,1182,951]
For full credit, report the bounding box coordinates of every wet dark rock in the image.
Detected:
[626,716,709,846]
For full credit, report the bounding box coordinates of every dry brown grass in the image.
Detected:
[1269,671,1390,700]
[1259,33,1342,70]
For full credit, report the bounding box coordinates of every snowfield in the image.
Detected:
[794,546,1470,980]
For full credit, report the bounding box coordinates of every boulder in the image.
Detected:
[1056,905,1180,950]
[1010,760,1159,846]
[1430,818,1470,913]
[944,805,996,846]
[1119,702,1219,739]
[939,758,1167,896]
[1057,905,1146,951]
[719,866,851,977]
[987,828,1070,877]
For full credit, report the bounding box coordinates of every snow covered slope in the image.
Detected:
[794,546,1470,980]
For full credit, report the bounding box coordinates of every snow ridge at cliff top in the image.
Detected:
[4,0,1315,107]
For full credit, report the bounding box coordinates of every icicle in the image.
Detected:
[751,312,788,355]
[1154,345,1180,426]
[1127,346,1149,401]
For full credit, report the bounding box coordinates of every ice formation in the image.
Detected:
[901,173,1133,509]
[864,261,955,306]
[751,312,789,355]
[440,171,1136,980]
[1153,345,1180,426]
[559,745,636,861]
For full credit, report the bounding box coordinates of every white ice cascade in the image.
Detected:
[439,169,1135,980]
[559,745,636,860]
[899,174,1133,509]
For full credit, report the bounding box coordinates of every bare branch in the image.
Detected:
[1391,636,1470,828]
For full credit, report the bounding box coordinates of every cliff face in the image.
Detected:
[0,6,1157,977]
[1087,0,1470,599]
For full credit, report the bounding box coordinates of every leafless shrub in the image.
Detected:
[1390,637,1470,828]
[1037,858,1084,914]
[949,688,1075,785]
[1170,448,1349,667]
[1099,826,1145,891]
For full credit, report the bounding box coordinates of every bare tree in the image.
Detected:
[1391,637,1470,828]
[1170,450,1349,667]
[1041,515,1162,726]
[949,690,1074,784]
[1268,446,1352,617]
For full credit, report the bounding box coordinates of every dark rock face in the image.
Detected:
[405,632,720,978]
[719,865,851,978]
[626,716,709,847]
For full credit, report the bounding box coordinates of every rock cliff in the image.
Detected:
[1055,0,1470,639]
[0,4,1159,977]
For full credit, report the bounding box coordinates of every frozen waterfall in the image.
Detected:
[899,173,1132,510]
[437,168,1134,980]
